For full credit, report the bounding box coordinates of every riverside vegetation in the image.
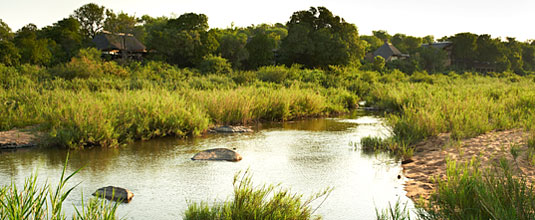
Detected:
[3,48,535,219]
[3,3,535,219]
[0,48,359,149]
[3,49,535,218]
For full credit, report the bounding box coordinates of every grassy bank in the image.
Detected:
[0,54,360,148]
[376,158,535,220]
[369,73,535,145]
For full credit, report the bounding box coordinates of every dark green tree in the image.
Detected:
[450,32,478,68]
[14,24,51,65]
[217,31,248,69]
[0,19,20,66]
[361,35,383,53]
[245,32,276,69]
[145,13,218,67]
[372,30,391,42]
[40,17,83,64]
[418,46,448,73]
[279,7,365,68]
[73,3,105,38]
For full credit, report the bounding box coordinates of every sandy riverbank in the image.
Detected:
[402,129,531,201]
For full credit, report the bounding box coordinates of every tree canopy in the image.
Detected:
[278,7,365,68]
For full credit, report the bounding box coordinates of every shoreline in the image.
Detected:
[402,129,530,202]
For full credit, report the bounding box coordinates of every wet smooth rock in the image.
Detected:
[191,148,243,162]
[92,186,134,202]
[213,126,253,133]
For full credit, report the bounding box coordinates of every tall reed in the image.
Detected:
[184,170,332,220]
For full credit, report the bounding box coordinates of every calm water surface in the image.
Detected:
[0,112,414,219]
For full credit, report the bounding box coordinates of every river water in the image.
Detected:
[0,112,414,219]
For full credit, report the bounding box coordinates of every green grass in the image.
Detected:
[0,60,359,149]
[184,170,332,220]
[0,154,121,220]
[375,199,412,220]
[418,158,535,220]
[367,74,535,147]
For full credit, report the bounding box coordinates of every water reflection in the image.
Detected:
[0,112,413,220]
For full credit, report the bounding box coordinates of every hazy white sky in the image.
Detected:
[0,0,533,41]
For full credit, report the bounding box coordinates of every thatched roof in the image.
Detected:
[93,32,146,53]
[421,42,453,50]
[373,41,405,60]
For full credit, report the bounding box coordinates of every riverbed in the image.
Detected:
[0,112,414,219]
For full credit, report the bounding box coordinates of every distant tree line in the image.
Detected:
[361,30,535,74]
[1,3,535,75]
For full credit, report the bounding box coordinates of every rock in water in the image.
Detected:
[92,186,134,202]
[192,148,242,162]
[213,126,253,133]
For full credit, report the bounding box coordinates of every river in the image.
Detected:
[0,111,414,219]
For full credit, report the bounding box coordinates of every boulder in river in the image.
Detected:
[192,148,242,162]
[92,186,134,203]
[212,126,253,133]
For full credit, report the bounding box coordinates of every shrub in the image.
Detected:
[409,71,433,84]
[198,55,232,75]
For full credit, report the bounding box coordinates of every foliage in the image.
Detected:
[145,13,218,67]
[278,7,365,68]
[73,3,106,38]
[244,32,276,69]
[51,48,129,79]
[198,54,232,75]
[14,24,52,65]
[372,56,385,72]
[217,30,248,69]
[184,170,331,220]
[40,17,84,65]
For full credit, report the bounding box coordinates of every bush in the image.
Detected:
[409,71,433,84]
[51,48,128,79]
[198,55,232,75]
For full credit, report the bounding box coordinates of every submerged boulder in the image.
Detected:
[212,126,253,133]
[92,186,134,203]
[192,148,242,162]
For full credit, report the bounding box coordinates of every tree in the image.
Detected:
[361,35,383,53]
[372,30,391,42]
[391,34,422,54]
[418,46,448,73]
[423,35,434,44]
[145,13,218,67]
[217,31,248,69]
[450,32,478,68]
[103,10,142,36]
[245,32,276,69]
[0,19,20,66]
[40,17,83,64]
[14,24,51,65]
[73,3,105,38]
[279,7,365,68]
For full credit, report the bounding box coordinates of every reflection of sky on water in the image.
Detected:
[0,113,413,220]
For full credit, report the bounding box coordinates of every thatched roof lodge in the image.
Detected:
[372,40,409,62]
[92,31,147,60]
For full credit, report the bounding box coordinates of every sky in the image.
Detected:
[0,0,533,41]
